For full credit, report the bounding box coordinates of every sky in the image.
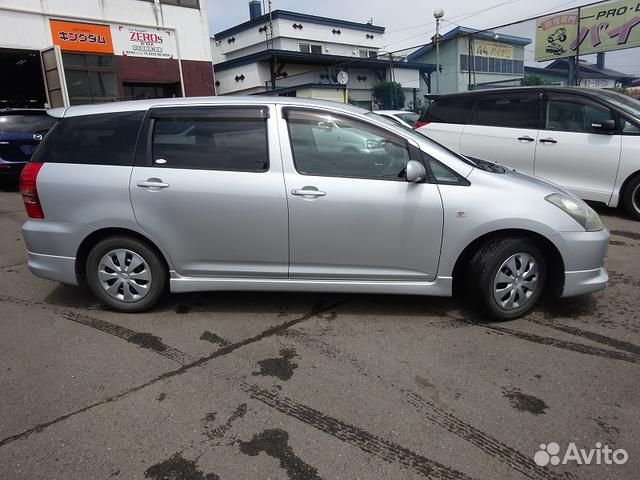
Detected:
[206,0,640,75]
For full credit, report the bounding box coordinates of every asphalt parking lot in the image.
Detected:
[0,183,638,480]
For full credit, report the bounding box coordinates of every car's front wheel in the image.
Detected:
[86,236,167,312]
[468,237,547,321]
[622,174,640,221]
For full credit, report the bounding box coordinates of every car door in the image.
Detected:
[459,92,541,174]
[278,106,443,282]
[130,105,289,278]
[534,93,622,204]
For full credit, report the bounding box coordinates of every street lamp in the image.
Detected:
[433,9,444,94]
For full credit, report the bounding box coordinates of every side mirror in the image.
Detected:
[406,160,427,183]
[591,119,616,133]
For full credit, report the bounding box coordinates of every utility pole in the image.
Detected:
[434,9,444,94]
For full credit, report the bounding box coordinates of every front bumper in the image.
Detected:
[555,228,609,298]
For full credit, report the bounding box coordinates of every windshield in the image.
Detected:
[594,90,640,118]
[364,111,501,172]
[0,113,57,133]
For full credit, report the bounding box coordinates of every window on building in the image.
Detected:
[151,108,269,172]
[123,82,181,100]
[474,94,540,129]
[359,49,377,58]
[299,43,323,54]
[62,53,118,105]
[459,54,524,75]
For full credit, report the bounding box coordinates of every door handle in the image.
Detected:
[291,189,326,197]
[137,179,170,189]
[539,138,557,144]
[517,136,535,142]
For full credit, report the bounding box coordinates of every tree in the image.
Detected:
[521,75,553,86]
[372,81,406,109]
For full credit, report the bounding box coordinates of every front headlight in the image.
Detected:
[545,193,604,231]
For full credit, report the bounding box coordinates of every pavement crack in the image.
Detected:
[243,384,475,480]
[0,295,349,449]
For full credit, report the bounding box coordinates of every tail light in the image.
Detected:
[20,162,44,219]
[414,121,430,129]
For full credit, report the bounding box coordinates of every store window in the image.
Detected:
[123,82,181,100]
[62,53,118,105]
[459,54,523,74]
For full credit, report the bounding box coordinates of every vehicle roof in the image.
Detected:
[375,110,417,115]
[48,96,370,119]
[428,86,617,100]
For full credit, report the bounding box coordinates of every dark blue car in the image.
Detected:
[0,109,56,177]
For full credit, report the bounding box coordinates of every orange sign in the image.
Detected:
[50,19,113,54]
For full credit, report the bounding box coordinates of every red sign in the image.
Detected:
[50,19,114,54]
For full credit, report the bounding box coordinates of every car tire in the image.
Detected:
[86,236,167,313]
[622,175,640,221]
[468,237,547,321]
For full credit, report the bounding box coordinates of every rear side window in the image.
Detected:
[421,97,475,124]
[150,107,269,172]
[32,111,143,165]
[474,94,540,129]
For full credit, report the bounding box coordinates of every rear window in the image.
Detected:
[420,97,475,124]
[474,93,540,129]
[32,111,144,166]
[0,113,56,133]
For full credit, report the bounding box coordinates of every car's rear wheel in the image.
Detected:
[468,237,546,321]
[86,236,166,312]
[622,175,640,221]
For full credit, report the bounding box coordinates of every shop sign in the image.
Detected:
[473,40,513,59]
[50,19,114,54]
[536,0,640,61]
[111,25,177,59]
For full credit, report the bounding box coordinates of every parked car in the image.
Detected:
[21,97,608,320]
[415,87,640,220]
[0,109,56,177]
[375,110,420,129]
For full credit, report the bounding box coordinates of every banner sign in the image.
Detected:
[536,0,640,61]
[473,40,513,59]
[50,19,113,54]
[111,25,177,59]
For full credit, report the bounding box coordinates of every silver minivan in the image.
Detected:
[20,97,609,320]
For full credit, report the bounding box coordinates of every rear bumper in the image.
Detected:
[26,251,78,286]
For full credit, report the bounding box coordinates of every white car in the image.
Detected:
[415,87,640,220]
[375,110,420,129]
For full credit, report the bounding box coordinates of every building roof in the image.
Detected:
[543,59,636,81]
[213,9,385,39]
[407,26,531,61]
[214,48,436,73]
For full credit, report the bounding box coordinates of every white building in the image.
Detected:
[0,0,214,108]
[211,3,435,110]
[407,26,531,94]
